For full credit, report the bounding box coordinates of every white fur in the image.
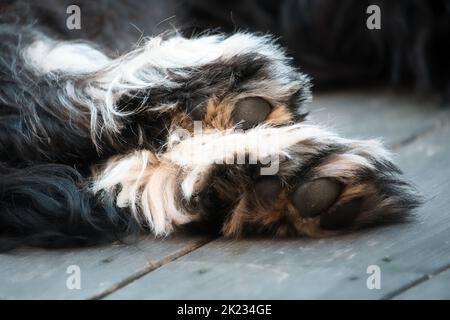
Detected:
[26,39,110,74]
[30,31,391,235]
[92,123,392,235]
[25,32,309,146]
[92,150,193,235]
[165,123,390,199]
[165,124,339,168]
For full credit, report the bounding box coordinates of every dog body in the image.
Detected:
[0,1,420,249]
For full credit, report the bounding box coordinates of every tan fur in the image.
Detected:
[265,104,294,125]
[92,150,198,235]
[181,96,295,132]
[92,88,401,239]
[203,98,235,130]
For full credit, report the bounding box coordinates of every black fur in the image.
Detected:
[0,0,435,249]
[0,4,304,249]
[0,163,140,251]
[3,0,447,93]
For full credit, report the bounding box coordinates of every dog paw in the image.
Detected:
[210,128,422,237]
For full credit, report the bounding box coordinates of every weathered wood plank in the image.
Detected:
[0,235,209,299]
[394,267,450,299]
[1,91,446,299]
[106,238,425,299]
[309,90,445,146]
[107,94,450,299]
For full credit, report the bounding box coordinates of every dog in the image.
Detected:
[0,0,424,250]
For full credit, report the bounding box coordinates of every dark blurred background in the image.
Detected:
[2,0,450,96]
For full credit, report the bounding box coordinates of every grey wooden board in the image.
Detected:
[1,91,448,299]
[107,96,450,299]
[309,90,446,146]
[0,235,208,299]
[395,268,450,299]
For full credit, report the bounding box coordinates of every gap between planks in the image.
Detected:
[89,236,216,300]
[382,263,450,300]
[390,115,449,151]
[381,110,450,299]
[93,109,450,299]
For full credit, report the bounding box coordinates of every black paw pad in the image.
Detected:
[291,178,342,218]
[254,176,283,207]
[232,97,272,130]
[320,198,363,230]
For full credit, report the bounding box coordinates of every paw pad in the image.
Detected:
[232,97,271,130]
[291,178,342,218]
[319,198,363,230]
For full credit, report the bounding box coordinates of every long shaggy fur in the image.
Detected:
[0,0,425,250]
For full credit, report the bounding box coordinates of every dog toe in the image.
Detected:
[291,178,342,218]
[319,197,363,230]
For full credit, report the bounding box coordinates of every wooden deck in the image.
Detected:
[1,90,449,299]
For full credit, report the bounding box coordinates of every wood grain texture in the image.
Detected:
[108,129,450,298]
[309,90,446,146]
[2,91,448,299]
[394,267,450,299]
[106,93,450,299]
[0,235,210,299]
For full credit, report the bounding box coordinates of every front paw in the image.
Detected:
[165,124,421,238]
[219,129,421,237]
